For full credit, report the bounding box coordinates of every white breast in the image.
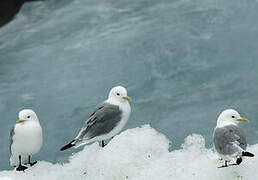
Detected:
[10,121,43,166]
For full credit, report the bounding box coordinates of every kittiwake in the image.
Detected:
[9,109,43,171]
[60,85,131,151]
[213,109,254,168]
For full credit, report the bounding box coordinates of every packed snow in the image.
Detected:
[0,125,257,180]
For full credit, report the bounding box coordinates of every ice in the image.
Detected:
[0,125,257,180]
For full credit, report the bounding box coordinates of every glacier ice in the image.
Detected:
[0,125,257,180]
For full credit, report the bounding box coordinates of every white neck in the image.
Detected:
[106,98,124,106]
[105,98,130,113]
[216,120,237,128]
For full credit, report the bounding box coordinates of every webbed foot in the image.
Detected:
[29,161,37,166]
[16,164,28,171]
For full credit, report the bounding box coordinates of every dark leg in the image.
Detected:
[28,155,37,166]
[16,155,28,171]
[225,157,243,167]
[101,140,105,147]
[225,160,228,167]
[236,157,242,165]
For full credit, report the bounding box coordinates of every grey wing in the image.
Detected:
[232,126,247,149]
[214,125,247,155]
[9,126,15,155]
[76,103,122,140]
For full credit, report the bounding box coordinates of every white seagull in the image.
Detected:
[60,86,131,151]
[213,109,254,168]
[10,109,43,171]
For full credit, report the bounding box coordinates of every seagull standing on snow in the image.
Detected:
[60,86,131,151]
[213,109,254,168]
[10,109,43,171]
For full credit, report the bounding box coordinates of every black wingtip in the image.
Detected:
[60,140,76,151]
[242,151,255,157]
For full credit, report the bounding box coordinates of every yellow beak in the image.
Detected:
[123,96,131,101]
[237,118,248,122]
[16,119,25,124]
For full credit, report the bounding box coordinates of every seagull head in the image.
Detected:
[108,86,131,103]
[17,109,39,124]
[216,109,248,127]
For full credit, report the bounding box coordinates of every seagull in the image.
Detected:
[9,109,43,171]
[60,86,131,151]
[213,109,254,168]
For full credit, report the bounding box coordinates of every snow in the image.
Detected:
[0,125,257,180]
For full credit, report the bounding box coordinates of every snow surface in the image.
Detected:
[0,125,257,180]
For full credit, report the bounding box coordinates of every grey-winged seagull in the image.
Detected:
[60,86,131,151]
[213,109,254,168]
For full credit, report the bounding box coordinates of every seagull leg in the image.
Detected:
[101,140,105,147]
[236,157,242,165]
[28,155,37,166]
[227,156,243,166]
[218,160,228,168]
[224,160,228,167]
[16,155,28,171]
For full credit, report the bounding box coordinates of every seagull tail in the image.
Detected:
[60,140,76,151]
[242,151,255,157]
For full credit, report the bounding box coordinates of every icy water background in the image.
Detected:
[0,0,258,170]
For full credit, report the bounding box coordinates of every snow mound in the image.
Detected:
[0,125,257,180]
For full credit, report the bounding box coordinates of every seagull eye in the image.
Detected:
[116,93,120,96]
[232,116,235,118]
[27,116,30,118]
